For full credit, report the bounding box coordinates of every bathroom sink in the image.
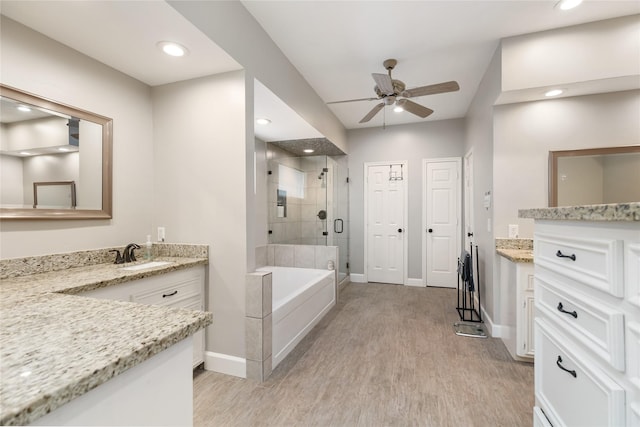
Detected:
[122,261,172,271]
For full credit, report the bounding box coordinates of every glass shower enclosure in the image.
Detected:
[267,150,349,284]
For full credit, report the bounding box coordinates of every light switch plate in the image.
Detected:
[508,224,519,238]
[157,227,165,242]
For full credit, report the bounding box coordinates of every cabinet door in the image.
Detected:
[519,293,535,357]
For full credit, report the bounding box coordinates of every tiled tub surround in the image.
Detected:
[496,238,534,263]
[255,244,338,271]
[0,247,211,426]
[247,244,338,381]
[245,271,273,381]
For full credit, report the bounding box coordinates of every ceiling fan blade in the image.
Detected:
[372,73,394,95]
[327,97,379,105]
[359,103,384,123]
[397,99,434,118]
[402,81,460,98]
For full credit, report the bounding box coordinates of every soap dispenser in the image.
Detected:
[145,235,153,261]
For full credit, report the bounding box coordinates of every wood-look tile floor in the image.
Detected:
[194,283,534,427]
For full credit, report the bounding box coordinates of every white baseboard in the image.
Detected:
[350,273,366,283]
[469,294,502,338]
[405,278,425,287]
[204,352,246,378]
[480,304,502,338]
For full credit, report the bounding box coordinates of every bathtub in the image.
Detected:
[256,266,336,368]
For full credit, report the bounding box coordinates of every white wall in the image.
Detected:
[168,0,347,154]
[493,90,640,238]
[501,15,640,91]
[347,119,465,280]
[151,72,249,359]
[0,17,154,259]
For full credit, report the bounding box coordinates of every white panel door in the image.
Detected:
[425,159,460,288]
[367,164,405,284]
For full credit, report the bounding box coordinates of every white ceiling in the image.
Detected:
[0,0,242,86]
[2,0,638,139]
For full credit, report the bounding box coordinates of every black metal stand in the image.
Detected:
[456,243,482,322]
[454,243,487,338]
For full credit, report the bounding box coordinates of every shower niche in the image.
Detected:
[266,140,349,283]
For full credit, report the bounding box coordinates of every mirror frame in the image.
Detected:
[548,145,640,207]
[0,84,113,220]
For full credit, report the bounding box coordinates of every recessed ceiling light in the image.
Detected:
[393,106,404,113]
[157,41,189,57]
[556,0,583,10]
[256,118,271,125]
[303,149,314,153]
[545,89,564,97]
[17,105,31,112]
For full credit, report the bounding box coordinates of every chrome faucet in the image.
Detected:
[123,243,141,263]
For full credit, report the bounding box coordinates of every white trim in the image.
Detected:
[363,160,409,285]
[204,352,246,378]
[421,157,462,288]
[350,273,366,283]
[479,304,502,338]
[406,278,425,287]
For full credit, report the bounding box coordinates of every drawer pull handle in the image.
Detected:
[556,250,576,261]
[556,356,577,378]
[162,290,178,298]
[557,302,578,318]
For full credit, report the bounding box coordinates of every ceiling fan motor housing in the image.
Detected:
[374,79,406,97]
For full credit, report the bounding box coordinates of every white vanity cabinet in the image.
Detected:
[499,255,535,361]
[81,266,206,368]
[531,220,640,427]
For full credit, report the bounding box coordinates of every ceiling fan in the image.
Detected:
[327,59,460,123]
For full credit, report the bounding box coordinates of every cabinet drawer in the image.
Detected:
[132,277,201,306]
[533,407,552,427]
[535,233,623,297]
[537,275,625,371]
[535,319,625,427]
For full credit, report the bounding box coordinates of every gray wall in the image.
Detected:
[0,17,154,258]
[152,72,249,359]
[493,90,640,239]
[347,119,465,279]
[463,46,502,326]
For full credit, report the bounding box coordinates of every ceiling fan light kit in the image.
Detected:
[328,58,460,124]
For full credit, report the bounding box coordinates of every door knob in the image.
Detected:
[428,228,433,233]
[398,228,403,233]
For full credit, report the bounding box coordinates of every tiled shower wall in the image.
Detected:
[267,150,328,245]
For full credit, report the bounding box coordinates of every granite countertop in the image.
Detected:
[496,248,533,263]
[0,257,211,426]
[519,202,640,221]
[495,238,533,263]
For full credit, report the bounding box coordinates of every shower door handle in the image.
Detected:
[334,218,344,233]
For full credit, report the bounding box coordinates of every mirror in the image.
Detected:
[549,146,640,207]
[0,84,112,219]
